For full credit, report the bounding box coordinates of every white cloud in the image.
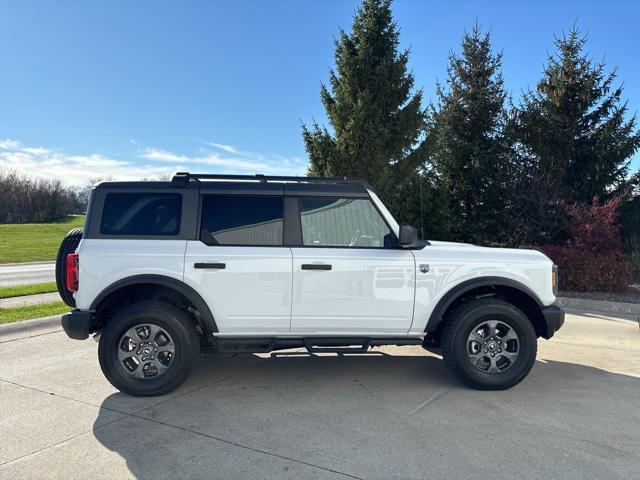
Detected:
[21,146,51,155]
[0,139,308,186]
[140,148,190,163]
[138,142,308,174]
[0,139,21,149]
[140,147,270,171]
[207,142,239,154]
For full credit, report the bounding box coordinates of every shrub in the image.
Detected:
[542,245,632,292]
[541,198,632,292]
[622,233,640,282]
[563,199,623,253]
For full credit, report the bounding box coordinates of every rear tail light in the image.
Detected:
[66,253,79,293]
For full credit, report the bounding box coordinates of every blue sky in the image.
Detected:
[0,0,638,185]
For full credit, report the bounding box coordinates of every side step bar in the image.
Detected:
[303,338,370,354]
[202,337,422,355]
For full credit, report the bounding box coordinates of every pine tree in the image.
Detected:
[428,24,509,244]
[517,28,640,204]
[302,0,426,217]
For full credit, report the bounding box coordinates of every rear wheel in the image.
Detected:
[55,228,83,307]
[98,301,200,396]
[441,298,537,390]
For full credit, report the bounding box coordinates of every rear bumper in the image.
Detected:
[61,309,94,340]
[540,305,565,339]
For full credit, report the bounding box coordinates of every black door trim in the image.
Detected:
[194,263,226,269]
[301,264,332,270]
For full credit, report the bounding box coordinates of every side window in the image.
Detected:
[299,197,395,248]
[200,195,284,246]
[100,193,182,235]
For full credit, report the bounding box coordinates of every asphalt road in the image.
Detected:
[0,262,55,287]
[1,312,639,479]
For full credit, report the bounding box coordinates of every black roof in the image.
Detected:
[94,172,372,197]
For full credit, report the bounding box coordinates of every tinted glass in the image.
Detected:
[299,198,394,247]
[100,193,181,235]
[200,195,283,246]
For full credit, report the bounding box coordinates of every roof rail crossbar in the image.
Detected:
[171,172,371,188]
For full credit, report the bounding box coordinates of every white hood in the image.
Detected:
[427,240,475,248]
[415,242,551,265]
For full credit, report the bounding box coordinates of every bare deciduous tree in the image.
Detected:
[0,170,82,223]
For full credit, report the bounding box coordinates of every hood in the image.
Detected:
[427,240,475,248]
[416,241,551,264]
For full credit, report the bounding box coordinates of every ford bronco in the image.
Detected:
[57,172,564,396]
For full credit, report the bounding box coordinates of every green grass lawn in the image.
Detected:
[0,281,58,299]
[0,300,68,324]
[0,215,84,264]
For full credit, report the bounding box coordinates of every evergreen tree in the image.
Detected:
[428,24,509,244]
[302,0,426,218]
[517,28,640,204]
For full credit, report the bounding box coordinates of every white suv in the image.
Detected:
[57,172,564,396]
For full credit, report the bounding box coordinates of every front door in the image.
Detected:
[290,197,415,335]
[184,194,291,334]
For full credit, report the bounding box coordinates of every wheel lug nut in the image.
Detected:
[491,353,495,357]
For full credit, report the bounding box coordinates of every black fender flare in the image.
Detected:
[424,276,543,332]
[90,274,218,333]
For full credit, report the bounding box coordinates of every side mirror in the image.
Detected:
[398,224,418,246]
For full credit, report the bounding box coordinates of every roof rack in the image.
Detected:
[171,172,371,189]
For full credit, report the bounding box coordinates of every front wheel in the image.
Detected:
[441,298,537,390]
[98,301,200,396]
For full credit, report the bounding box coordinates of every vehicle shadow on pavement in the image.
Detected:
[91,353,640,480]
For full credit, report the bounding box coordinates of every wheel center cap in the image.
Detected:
[488,342,497,351]
[142,346,152,355]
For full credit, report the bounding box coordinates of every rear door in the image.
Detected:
[184,192,292,334]
[290,196,415,335]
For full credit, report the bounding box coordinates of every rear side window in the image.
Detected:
[299,197,394,248]
[100,193,182,235]
[200,195,283,246]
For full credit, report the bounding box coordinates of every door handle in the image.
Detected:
[301,264,332,270]
[194,262,226,269]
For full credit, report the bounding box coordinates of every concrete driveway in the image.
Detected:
[1,312,639,480]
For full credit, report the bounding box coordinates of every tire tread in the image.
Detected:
[98,300,200,396]
[441,298,537,390]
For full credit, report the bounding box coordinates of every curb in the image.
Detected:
[555,296,640,316]
[0,315,62,336]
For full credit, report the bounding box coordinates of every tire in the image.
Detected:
[441,298,537,390]
[98,301,200,396]
[55,228,83,307]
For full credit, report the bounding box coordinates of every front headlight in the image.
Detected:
[552,265,558,295]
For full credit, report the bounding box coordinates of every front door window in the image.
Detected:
[299,197,396,248]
